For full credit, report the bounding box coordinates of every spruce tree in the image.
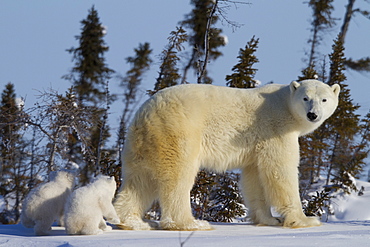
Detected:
[63,6,114,184]
[226,36,259,88]
[0,83,29,223]
[207,172,246,222]
[0,83,23,198]
[118,42,152,143]
[148,26,187,95]
[114,42,152,187]
[325,36,362,189]
[306,0,335,66]
[63,6,114,104]
[180,0,226,84]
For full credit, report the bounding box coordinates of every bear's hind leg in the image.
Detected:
[158,164,212,231]
[241,166,282,226]
[114,173,156,230]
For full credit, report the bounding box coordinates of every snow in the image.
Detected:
[1,221,370,247]
[328,180,370,222]
[1,180,370,246]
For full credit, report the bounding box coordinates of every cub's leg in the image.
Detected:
[241,166,282,226]
[99,218,112,231]
[34,217,53,235]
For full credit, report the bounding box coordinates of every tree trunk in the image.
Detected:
[339,0,356,44]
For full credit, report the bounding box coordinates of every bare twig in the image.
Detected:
[197,0,218,83]
[179,231,195,247]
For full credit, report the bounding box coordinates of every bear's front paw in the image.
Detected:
[283,216,321,228]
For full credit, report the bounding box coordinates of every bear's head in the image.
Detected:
[290,79,340,127]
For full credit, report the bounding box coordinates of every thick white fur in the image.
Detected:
[114,80,340,230]
[64,175,120,235]
[21,170,75,235]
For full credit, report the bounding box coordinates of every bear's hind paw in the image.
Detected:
[160,219,213,231]
[116,220,152,230]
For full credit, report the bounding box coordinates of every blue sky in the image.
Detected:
[1,0,369,133]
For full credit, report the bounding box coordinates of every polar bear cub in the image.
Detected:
[114,79,340,230]
[64,175,120,235]
[21,170,75,235]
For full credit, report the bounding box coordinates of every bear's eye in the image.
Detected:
[322,99,327,102]
[303,97,308,102]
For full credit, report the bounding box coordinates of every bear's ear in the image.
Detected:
[331,84,340,97]
[290,81,300,93]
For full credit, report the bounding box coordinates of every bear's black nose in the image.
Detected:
[307,112,318,121]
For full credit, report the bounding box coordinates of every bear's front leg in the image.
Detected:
[257,140,321,228]
[241,166,282,226]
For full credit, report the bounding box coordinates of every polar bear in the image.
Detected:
[64,175,120,235]
[21,170,75,235]
[114,79,340,230]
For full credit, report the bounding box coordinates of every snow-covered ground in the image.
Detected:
[1,221,370,247]
[1,180,370,246]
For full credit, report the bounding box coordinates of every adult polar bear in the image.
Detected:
[114,79,340,230]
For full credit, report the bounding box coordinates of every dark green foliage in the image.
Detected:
[206,172,246,222]
[345,57,370,72]
[148,27,187,95]
[306,0,335,66]
[120,42,152,110]
[98,151,121,189]
[325,36,362,187]
[226,36,259,88]
[0,83,29,224]
[63,6,114,184]
[191,170,217,220]
[191,171,246,222]
[298,65,318,81]
[303,189,333,217]
[63,6,114,104]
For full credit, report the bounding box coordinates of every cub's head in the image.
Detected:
[290,79,340,126]
[92,175,117,198]
[49,169,76,186]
